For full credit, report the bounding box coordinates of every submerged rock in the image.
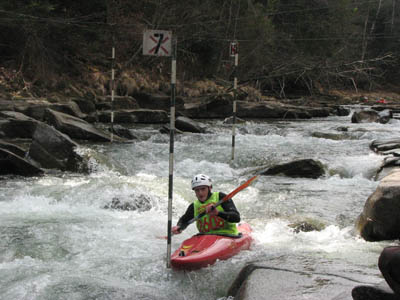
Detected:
[260,159,325,179]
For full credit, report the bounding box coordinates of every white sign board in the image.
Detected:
[143,30,172,56]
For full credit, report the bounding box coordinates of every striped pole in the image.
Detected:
[110,44,115,143]
[231,52,238,160]
[166,38,177,268]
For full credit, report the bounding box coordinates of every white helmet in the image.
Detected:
[191,174,212,190]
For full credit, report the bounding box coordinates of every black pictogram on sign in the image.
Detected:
[143,30,172,57]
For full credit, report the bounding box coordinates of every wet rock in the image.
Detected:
[0,147,43,176]
[370,139,400,153]
[72,98,97,114]
[336,106,351,116]
[288,220,325,233]
[312,131,351,140]
[28,122,87,172]
[175,116,207,133]
[104,194,153,212]
[108,125,138,140]
[44,108,127,142]
[356,169,400,241]
[0,111,39,138]
[260,159,325,179]
[351,109,379,123]
[227,263,355,300]
[352,281,398,300]
[0,140,27,158]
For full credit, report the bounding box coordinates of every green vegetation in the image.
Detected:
[0,0,399,98]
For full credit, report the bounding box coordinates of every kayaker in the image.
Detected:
[172,174,240,236]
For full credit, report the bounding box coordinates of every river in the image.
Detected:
[0,109,399,299]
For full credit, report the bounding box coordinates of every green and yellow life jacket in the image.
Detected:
[193,192,239,235]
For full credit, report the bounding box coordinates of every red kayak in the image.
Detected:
[170,223,253,270]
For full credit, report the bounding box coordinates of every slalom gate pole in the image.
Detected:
[231,52,238,160]
[167,38,177,268]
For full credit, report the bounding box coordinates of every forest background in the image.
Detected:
[0,0,399,101]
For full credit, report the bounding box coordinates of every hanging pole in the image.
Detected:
[231,43,238,161]
[166,38,177,269]
[110,39,115,143]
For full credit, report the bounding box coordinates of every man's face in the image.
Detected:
[194,186,210,202]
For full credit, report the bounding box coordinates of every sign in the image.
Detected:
[230,41,238,57]
[143,30,172,57]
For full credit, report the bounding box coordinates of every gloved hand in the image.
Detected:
[206,204,219,216]
[172,226,182,235]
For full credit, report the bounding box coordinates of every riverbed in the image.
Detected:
[0,111,398,299]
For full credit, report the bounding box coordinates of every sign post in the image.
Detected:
[143,29,175,268]
[230,41,238,160]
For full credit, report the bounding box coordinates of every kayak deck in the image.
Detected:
[170,223,253,270]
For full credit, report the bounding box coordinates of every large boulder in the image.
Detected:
[351,109,391,124]
[227,263,355,300]
[260,159,325,179]
[352,281,398,300]
[356,169,400,241]
[0,111,39,138]
[44,109,126,142]
[175,116,207,133]
[0,147,43,177]
[28,122,87,172]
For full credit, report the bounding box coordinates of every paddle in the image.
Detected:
[157,175,257,239]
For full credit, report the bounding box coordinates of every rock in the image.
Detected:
[351,109,380,123]
[260,159,325,179]
[44,109,126,142]
[356,169,400,241]
[98,109,169,123]
[96,96,139,110]
[312,131,351,140]
[0,111,39,138]
[28,122,87,172]
[133,93,184,111]
[104,194,153,212]
[175,116,207,133]
[0,140,27,158]
[288,219,325,233]
[336,106,351,116]
[371,139,400,153]
[0,147,43,176]
[227,263,355,300]
[72,98,97,114]
[159,125,184,134]
[108,125,138,140]
[352,281,398,300]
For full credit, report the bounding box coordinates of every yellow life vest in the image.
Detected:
[193,192,239,235]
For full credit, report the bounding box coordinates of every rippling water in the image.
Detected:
[1,112,399,299]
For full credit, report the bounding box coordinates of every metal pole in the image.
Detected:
[231,52,238,160]
[111,44,115,143]
[167,38,177,268]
